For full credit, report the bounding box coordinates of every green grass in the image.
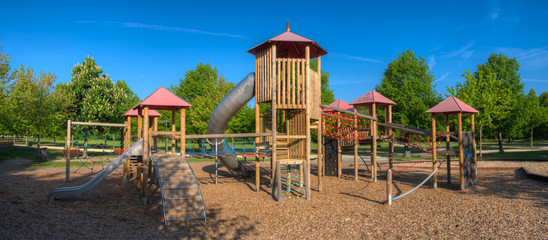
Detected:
[479,150,548,159]
[0,146,65,163]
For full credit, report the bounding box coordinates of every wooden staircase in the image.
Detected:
[150,154,206,224]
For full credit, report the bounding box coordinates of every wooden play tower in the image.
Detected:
[248,24,327,199]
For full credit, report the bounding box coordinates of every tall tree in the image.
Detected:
[310,59,335,104]
[375,50,441,130]
[520,89,543,147]
[449,53,523,153]
[65,57,139,123]
[170,63,254,134]
[0,52,13,136]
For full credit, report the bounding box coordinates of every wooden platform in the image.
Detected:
[150,154,206,224]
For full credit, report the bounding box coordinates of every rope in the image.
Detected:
[392,134,447,173]
[392,157,446,201]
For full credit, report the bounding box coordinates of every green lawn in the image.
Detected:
[479,150,548,160]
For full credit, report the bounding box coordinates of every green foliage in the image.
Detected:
[0,52,13,135]
[169,63,254,134]
[65,57,140,123]
[375,50,441,129]
[449,53,523,138]
[310,59,335,104]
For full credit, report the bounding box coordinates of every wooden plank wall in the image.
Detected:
[255,47,273,103]
[287,110,306,160]
[310,71,321,120]
[276,58,307,109]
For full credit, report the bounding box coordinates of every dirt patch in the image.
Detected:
[0,160,546,239]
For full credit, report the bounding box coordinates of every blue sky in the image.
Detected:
[1,0,547,104]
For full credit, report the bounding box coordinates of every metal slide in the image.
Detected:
[206,73,255,171]
[48,139,144,202]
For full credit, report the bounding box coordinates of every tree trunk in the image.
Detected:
[25,130,28,146]
[498,131,504,153]
[530,128,533,148]
[54,135,56,143]
[479,125,483,157]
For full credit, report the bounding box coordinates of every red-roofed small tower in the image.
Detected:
[248,24,328,198]
[426,96,478,190]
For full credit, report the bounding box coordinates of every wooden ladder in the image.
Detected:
[151,154,206,224]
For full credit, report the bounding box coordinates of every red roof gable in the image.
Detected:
[327,99,354,111]
[248,31,328,59]
[122,108,162,117]
[350,90,396,106]
[133,87,192,111]
[426,96,478,114]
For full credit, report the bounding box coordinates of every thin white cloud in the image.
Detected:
[441,41,475,59]
[428,55,436,69]
[494,46,548,69]
[331,53,384,64]
[78,21,248,39]
[522,78,548,83]
[434,72,450,83]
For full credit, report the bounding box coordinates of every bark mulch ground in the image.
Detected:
[0,159,546,239]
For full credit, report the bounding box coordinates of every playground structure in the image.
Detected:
[48,24,480,224]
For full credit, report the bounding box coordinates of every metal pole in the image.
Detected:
[387,169,392,205]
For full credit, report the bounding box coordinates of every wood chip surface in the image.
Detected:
[0,159,546,239]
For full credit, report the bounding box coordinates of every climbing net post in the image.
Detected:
[276,161,308,201]
[64,120,128,182]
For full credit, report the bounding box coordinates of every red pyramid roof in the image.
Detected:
[350,90,396,106]
[133,87,192,111]
[122,108,162,117]
[248,31,327,59]
[327,99,354,111]
[426,96,478,114]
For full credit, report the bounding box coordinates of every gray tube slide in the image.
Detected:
[207,73,255,171]
[48,139,144,202]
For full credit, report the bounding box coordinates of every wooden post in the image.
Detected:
[317,54,323,191]
[471,113,477,184]
[387,169,392,205]
[271,44,277,186]
[305,44,311,200]
[137,110,142,139]
[445,114,451,185]
[124,117,131,180]
[180,108,185,157]
[318,121,323,191]
[354,108,358,180]
[371,103,377,182]
[337,111,341,178]
[153,116,158,151]
[65,119,71,182]
[387,105,393,170]
[255,102,260,192]
[171,110,176,155]
[142,106,149,204]
[458,112,464,190]
[432,114,437,188]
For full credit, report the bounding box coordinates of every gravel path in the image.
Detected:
[0,159,546,239]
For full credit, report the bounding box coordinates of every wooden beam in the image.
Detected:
[305,44,311,200]
[71,121,128,127]
[388,105,393,170]
[271,44,277,186]
[471,113,477,184]
[446,114,451,185]
[432,114,437,188]
[320,104,378,121]
[354,108,358,180]
[171,110,176,155]
[65,119,71,182]
[371,103,377,182]
[180,108,185,157]
[292,42,303,58]
[142,106,149,204]
[458,112,464,190]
